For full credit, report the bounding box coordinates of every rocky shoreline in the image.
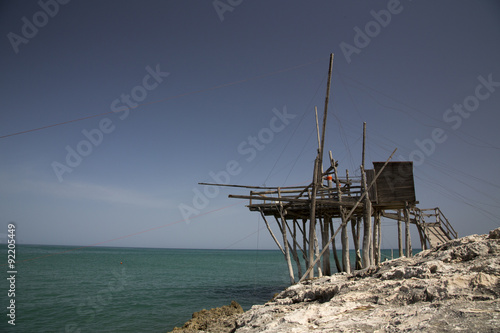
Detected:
[169,301,244,333]
[170,228,500,332]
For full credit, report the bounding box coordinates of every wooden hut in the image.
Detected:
[201,54,457,284]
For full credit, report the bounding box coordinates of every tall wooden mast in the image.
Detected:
[308,53,334,279]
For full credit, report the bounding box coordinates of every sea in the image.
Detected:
[1,245,411,332]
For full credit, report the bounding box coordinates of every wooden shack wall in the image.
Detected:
[373,162,415,204]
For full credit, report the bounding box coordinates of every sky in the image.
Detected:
[1,0,499,250]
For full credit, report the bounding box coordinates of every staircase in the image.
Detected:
[381,207,458,249]
[412,208,458,248]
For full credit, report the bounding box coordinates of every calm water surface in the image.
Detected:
[0,245,410,332]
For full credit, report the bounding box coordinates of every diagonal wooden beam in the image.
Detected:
[258,208,284,255]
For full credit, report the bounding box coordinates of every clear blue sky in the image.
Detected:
[1,0,499,250]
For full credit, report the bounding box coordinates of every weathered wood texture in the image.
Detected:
[372,162,416,205]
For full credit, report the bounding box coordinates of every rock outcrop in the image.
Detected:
[169,301,243,333]
[234,228,500,332]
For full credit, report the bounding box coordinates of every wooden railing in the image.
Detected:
[412,207,458,243]
[246,184,363,207]
[434,207,458,239]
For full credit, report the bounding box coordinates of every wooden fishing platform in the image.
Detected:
[201,54,457,284]
[241,160,417,218]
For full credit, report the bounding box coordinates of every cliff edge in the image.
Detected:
[234,228,500,332]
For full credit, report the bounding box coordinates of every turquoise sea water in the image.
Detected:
[1,245,292,332]
[1,245,412,332]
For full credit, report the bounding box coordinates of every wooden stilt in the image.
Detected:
[373,212,378,265]
[302,219,309,269]
[362,122,366,169]
[283,219,304,279]
[351,217,362,270]
[377,213,381,261]
[319,54,334,158]
[314,226,323,277]
[276,215,295,284]
[332,154,350,274]
[258,209,285,255]
[341,217,350,273]
[293,219,303,277]
[373,210,381,265]
[329,218,342,273]
[308,53,333,279]
[315,106,321,150]
[277,188,294,284]
[356,217,361,250]
[397,209,403,258]
[308,158,319,279]
[346,169,361,270]
[281,217,307,256]
[361,166,373,268]
[403,202,412,257]
[321,217,331,276]
[308,157,321,279]
[369,220,374,266]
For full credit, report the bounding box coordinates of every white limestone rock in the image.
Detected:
[233,228,500,333]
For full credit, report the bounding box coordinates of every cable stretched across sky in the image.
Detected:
[1,57,328,140]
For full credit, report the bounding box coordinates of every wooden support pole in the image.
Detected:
[308,53,334,279]
[293,219,303,277]
[404,202,412,257]
[319,53,334,166]
[329,218,342,273]
[302,219,309,269]
[258,209,285,255]
[285,220,302,279]
[377,214,381,262]
[361,165,373,268]
[322,164,333,276]
[362,122,366,169]
[321,218,331,276]
[282,218,304,279]
[332,156,350,274]
[275,215,294,284]
[295,219,306,237]
[277,188,295,284]
[308,157,320,279]
[351,217,362,270]
[373,210,381,265]
[356,216,361,248]
[315,106,321,151]
[347,169,361,270]
[373,211,378,265]
[286,219,305,254]
[361,122,372,267]
[397,209,403,258]
[314,226,322,277]
[341,218,350,273]
[281,215,306,255]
